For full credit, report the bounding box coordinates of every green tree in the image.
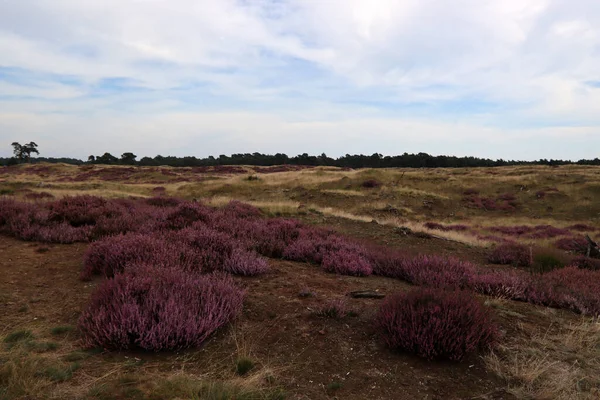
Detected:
[120,152,137,165]
[11,142,39,163]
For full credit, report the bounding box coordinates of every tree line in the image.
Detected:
[2,145,600,168]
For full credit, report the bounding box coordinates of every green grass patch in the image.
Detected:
[236,357,255,376]
[41,362,80,382]
[3,330,33,344]
[50,325,74,336]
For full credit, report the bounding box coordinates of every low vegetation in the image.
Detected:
[1,163,599,398]
[377,288,498,360]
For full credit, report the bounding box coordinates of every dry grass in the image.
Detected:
[321,189,366,197]
[485,317,600,399]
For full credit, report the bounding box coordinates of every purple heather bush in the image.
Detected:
[162,202,215,230]
[488,243,531,267]
[364,245,407,279]
[554,236,588,254]
[571,255,600,271]
[321,249,373,276]
[472,270,531,300]
[78,267,245,351]
[526,267,600,316]
[401,255,477,289]
[145,196,181,207]
[567,224,596,232]
[81,233,202,280]
[376,288,498,360]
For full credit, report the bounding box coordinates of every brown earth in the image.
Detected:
[1,214,582,399]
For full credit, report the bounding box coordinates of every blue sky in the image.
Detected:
[0,0,599,160]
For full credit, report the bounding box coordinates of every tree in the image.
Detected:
[96,152,119,165]
[120,152,137,165]
[87,155,96,163]
[11,142,39,163]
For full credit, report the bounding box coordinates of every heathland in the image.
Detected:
[1,162,599,399]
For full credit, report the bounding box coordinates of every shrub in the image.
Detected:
[174,227,268,275]
[3,330,33,344]
[554,236,588,254]
[376,289,498,360]
[162,202,214,230]
[81,233,201,280]
[235,358,254,375]
[78,268,245,351]
[221,200,262,219]
[488,243,531,267]
[527,225,570,239]
[43,363,80,382]
[315,299,349,318]
[526,267,600,316]
[145,196,181,207]
[364,245,407,279]
[51,326,75,336]
[472,271,531,300]
[572,255,600,271]
[567,224,596,232]
[531,250,567,274]
[400,255,476,289]
[223,248,270,276]
[321,249,373,276]
[361,179,381,188]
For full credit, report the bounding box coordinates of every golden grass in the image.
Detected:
[321,189,366,197]
[485,317,600,399]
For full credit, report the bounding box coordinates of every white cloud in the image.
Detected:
[0,0,599,159]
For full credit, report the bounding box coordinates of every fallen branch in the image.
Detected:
[348,290,385,299]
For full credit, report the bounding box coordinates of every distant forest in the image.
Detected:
[1,152,600,169]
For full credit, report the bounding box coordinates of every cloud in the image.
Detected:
[0,0,599,160]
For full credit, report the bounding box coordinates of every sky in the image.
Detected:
[0,0,599,161]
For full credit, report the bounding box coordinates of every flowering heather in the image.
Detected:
[78,268,245,351]
[162,202,214,230]
[220,200,263,219]
[321,249,373,276]
[400,255,477,289]
[463,194,518,211]
[223,248,270,276]
[364,245,407,279]
[489,225,534,236]
[571,256,600,271]
[567,224,596,232]
[526,225,570,239]
[554,236,588,254]
[526,267,600,316]
[488,243,531,267]
[81,233,202,280]
[190,165,248,174]
[172,227,268,275]
[497,193,517,202]
[489,224,570,239]
[145,196,181,207]
[376,289,498,360]
[472,271,531,301]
